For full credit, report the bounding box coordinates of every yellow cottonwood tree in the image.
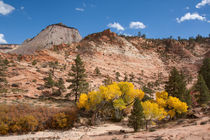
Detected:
[77,82,145,123]
[141,101,167,129]
[155,91,188,118]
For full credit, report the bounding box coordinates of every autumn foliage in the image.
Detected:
[77,82,144,111]
[0,104,78,135]
[155,91,188,118]
[78,82,188,127]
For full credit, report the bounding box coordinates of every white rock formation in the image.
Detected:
[11,23,82,55]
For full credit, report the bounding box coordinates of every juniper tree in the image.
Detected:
[115,72,120,82]
[128,98,144,132]
[103,75,112,86]
[142,85,153,97]
[0,58,8,90]
[44,73,55,88]
[67,55,89,102]
[165,67,188,102]
[194,74,210,104]
[199,58,210,89]
[129,73,135,82]
[48,61,59,76]
[123,72,128,82]
[94,67,101,76]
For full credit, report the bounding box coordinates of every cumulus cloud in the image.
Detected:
[196,0,210,8]
[176,12,206,23]
[107,22,125,31]
[0,34,7,44]
[0,0,15,15]
[129,21,146,29]
[75,8,84,12]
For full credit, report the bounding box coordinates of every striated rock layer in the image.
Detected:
[1,28,210,97]
[11,23,82,55]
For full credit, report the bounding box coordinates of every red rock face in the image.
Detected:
[1,29,210,98]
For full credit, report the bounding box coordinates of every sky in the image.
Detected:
[0,0,210,44]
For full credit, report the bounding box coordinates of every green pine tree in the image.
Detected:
[115,72,120,82]
[128,98,144,132]
[165,67,188,102]
[67,55,89,102]
[199,58,210,89]
[195,74,210,104]
[44,73,55,88]
[53,78,66,96]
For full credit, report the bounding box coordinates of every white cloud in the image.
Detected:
[196,0,210,8]
[107,22,125,31]
[208,20,210,23]
[20,6,24,10]
[176,12,206,23]
[129,21,146,29]
[122,33,132,36]
[0,34,7,44]
[0,0,15,15]
[75,8,84,12]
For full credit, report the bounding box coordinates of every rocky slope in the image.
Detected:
[0,44,20,53]
[0,28,209,99]
[11,23,82,55]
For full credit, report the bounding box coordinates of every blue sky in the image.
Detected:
[0,0,210,44]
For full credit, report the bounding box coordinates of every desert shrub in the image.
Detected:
[18,115,38,133]
[32,60,37,66]
[0,122,9,135]
[0,104,78,135]
[50,113,72,129]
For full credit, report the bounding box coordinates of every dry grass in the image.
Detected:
[0,104,78,135]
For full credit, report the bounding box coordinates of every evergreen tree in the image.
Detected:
[103,75,113,86]
[94,67,101,76]
[44,73,55,88]
[142,85,153,97]
[128,98,144,132]
[48,61,59,76]
[67,55,89,102]
[115,72,120,82]
[129,73,135,82]
[123,72,128,82]
[53,78,66,96]
[165,67,188,102]
[0,58,8,90]
[199,58,210,89]
[194,74,210,104]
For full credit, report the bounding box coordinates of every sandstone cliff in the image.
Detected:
[11,23,82,55]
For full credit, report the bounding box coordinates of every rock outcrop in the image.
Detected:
[0,44,20,53]
[11,23,82,55]
[1,28,209,97]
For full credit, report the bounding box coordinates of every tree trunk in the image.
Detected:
[75,92,78,102]
[145,120,149,131]
[91,113,96,126]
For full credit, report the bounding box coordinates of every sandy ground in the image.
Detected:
[0,117,209,140]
